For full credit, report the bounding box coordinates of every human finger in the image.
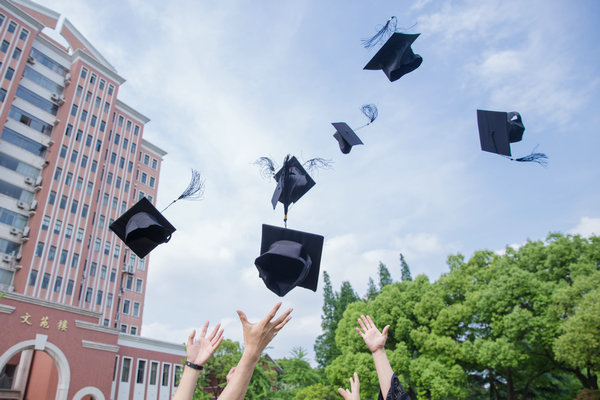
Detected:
[200,321,209,337]
[207,323,221,341]
[338,387,349,399]
[366,315,376,329]
[272,307,293,327]
[358,316,368,333]
[236,310,248,325]
[187,330,196,348]
[263,302,283,322]
[382,325,390,337]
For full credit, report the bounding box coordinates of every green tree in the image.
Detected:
[293,383,339,400]
[378,261,393,289]
[400,253,412,281]
[272,347,322,400]
[315,272,360,368]
[366,277,378,300]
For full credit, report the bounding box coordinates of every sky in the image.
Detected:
[33,0,600,365]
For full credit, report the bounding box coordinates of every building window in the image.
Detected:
[100,265,107,279]
[86,181,93,194]
[65,224,73,238]
[54,167,62,181]
[114,245,120,259]
[149,176,155,188]
[96,140,102,151]
[106,292,112,308]
[0,40,8,53]
[90,262,97,277]
[76,177,83,190]
[65,172,72,186]
[108,85,114,95]
[161,364,170,386]
[152,158,158,170]
[86,134,93,147]
[114,134,120,145]
[81,204,88,218]
[85,288,92,303]
[98,215,105,228]
[100,120,106,132]
[120,324,127,333]
[126,275,133,290]
[115,177,122,189]
[12,48,20,59]
[106,172,113,185]
[47,246,56,261]
[135,278,143,293]
[118,115,123,126]
[134,125,140,136]
[76,228,84,242]
[127,161,133,172]
[49,191,56,205]
[132,302,140,317]
[66,279,74,295]
[110,268,116,282]
[110,152,116,164]
[91,160,97,172]
[81,110,87,122]
[71,253,79,268]
[130,326,137,335]
[90,73,96,84]
[70,104,78,116]
[104,102,109,113]
[70,199,78,214]
[29,269,37,286]
[19,29,28,41]
[103,319,109,327]
[41,215,50,230]
[90,115,97,127]
[141,172,147,184]
[94,238,101,252]
[76,130,82,142]
[136,360,146,384]
[71,150,78,163]
[54,276,62,292]
[96,290,103,305]
[81,155,88,168]
[121,358,131,382]
[149,362,158,385]
[80,67,88,78]
[123,299,130,314]
[59,249,67,264]
[124,180,130,193]
[59,195,67,209]
[138,258,145,271]
[41,273,50,289]
[7,21,16,33]
[104,241,110,255]
[112,197,118,210]
[174,365,182,387]
[4,67,14,80]
[99,79,105,90]
[121,201,126,213]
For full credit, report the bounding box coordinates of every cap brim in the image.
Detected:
[273,156,316,206]
[109,197,176,258]
[254,224,324,296]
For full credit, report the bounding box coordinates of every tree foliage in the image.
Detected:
[323,234,600,399]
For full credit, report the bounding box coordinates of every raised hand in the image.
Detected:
[356,315,389,354]
[186,321,224,366]
[236,302,292,357]
[338,372,361,400]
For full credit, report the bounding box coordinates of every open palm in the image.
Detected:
[356,315,389,353]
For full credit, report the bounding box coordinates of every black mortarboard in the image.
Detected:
[109,197,176,258]
[254,224,324,297]
[271,155,316,214]
[477,109,525,157]
[332,122,363,154]
[476,109,548,165]
[363,32,422,82]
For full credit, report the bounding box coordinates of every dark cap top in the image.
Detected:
[254,224,324,297]
[271,155,316,211]
[109,197,176,259]
[332,122,364,154]
[363,32,422,82]
[477,109,525,157]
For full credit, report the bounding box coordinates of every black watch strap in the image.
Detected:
[185,361,204,371]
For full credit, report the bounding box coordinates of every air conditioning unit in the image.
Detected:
[14,264,22,270]
[50,93,60,102]
[42,160,50,168]
[63,73,71,86]
[57,96,65,106]
[16,201,27,209]
[35,175,42,187]
[22,226,30,238]
[27,56,35,65]
[1,254,13,263]
[122,264,135,274]
[29,200,38,211]
[9,227,20,235]
[24,177,34,185]
[53,119,60,126]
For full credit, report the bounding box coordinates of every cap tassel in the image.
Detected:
[254,156,277,178]
[511,146,548,166]
[362,16,397,49]
[161,169,205,212]
[354,104,379,131]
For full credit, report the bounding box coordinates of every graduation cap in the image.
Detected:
[254,224,324,296]
[477,109,548,165]
[332,104,378,154]
[255,155,330,226]
[109,169,205,258]
[109,197,176,259]
[362,17,422,82]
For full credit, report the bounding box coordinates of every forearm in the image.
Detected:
[217,350,261,400]
[372,348,393,397]
[172,366,201,400]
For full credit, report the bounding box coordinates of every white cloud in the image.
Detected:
[569,217,600,238]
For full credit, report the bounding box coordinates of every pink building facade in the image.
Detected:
[0,0,185,398]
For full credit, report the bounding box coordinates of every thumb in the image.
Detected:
[382,325,390,337]
[236,310,248,325]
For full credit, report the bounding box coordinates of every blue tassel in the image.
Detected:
[362,16,397,49]
[512,147,548,166]
[361,104,378,123]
